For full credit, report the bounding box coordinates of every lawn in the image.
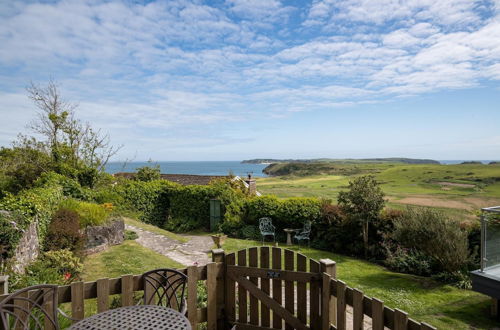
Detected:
[220,238,496,330]
[82,240,184,281]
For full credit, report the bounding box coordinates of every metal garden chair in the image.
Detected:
[0,284,60,330]
[293,221,312,246]
[142,268,188,314]
[258,217,275,245]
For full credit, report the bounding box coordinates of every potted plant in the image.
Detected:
[210,225,227,248]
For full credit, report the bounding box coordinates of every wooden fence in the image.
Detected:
[0,248,436,330]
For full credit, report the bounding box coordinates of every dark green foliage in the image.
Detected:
[240,225,260,240]
[34,172,91,200]
[135,165,161,182]
[338,175,385,258]
[58,199,110,227]
[77,167,100,188]
[392,207,470,273]
[0,186,63,246]
[124,230,139,240]
[384,246,433,276]
[44,208,85,254]
[0,211,27,259]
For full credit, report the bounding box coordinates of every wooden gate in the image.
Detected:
[225,247,332,330]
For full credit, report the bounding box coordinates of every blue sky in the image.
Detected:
[0,0,499,161]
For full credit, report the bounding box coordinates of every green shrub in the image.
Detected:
[392,207,470,273]
[59,199,110,227]
[34,171,90,199]
[135,165,161,182]
[0,211,27,259]
[11,249,83,290]
[44,208,85,254]
[124,230,139,240]
[0,186,63,245]
[384,245,433,276]
[240,225,260,240]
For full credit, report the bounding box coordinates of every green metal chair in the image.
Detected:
[293,221,311,246]
[258,217,275,245]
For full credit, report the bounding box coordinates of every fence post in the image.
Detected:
[187,265,198,329]
[0,275,8,295]
[320,259,336,326]
[212,249,225,330]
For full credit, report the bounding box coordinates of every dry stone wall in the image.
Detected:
[84,218,124,254]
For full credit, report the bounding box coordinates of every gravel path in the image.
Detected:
[126,224,213,266]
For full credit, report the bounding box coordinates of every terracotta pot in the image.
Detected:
[211,234,227,248]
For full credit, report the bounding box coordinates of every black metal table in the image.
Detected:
[68,305,192,330]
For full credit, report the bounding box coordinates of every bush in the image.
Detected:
[135,165,161,182]
[0,211,27,259]
[0,186,63,245]
[59,199,110,227]
[34,172,91,200]
[11,249,83,290]
[392,207,470,273]
[124,230,139,240]
[384,245,433,276]
[240,225,260,240]
[44,208,85,254]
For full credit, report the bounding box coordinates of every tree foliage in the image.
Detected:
[338,175,385,258]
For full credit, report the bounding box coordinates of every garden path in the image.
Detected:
[126,224,212,266]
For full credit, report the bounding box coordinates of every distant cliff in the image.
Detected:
[242,158,439,165]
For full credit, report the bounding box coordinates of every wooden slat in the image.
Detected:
[212,249,226,330]
[420,322,437,330]
[321,273,331,330]
[121,275,134,307]
[231,273,308,330]
[260,246,271,328]
[272,247,282,329]
[249,247,259,325]
[70,281,84,322]
[371,298,384,330]
[284,249,295,330]
[187,265,198,328]
[296,253,307,325]
[394,309,408,330]
[353,288,364,330]
[309,259,320,330]
[96,278,109,313]
[227,266,320,282]
[43,287,56,330]
[207,262,218,330]
[336,280,346,330]
[238,249,248,324]
[226,253,236,323]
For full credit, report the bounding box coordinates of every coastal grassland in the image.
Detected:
[220,238,496,329]
[257,163,500,219]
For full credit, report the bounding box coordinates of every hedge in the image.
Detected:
[0,186,63,253]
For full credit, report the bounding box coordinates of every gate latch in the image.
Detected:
[267,271,281,278]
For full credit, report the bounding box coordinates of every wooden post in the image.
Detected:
[371,298,384,330]
[187,265,198,329]
[320,259,336,326]
[212,249,225,330]
[394,309,408,330]
[336,280,346,330]
[0,275,8,295]
[121,275,134,307]
[352,289,364,330]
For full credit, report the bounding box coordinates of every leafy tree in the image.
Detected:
[338,175,385,258]
[26,80,121,172]
[135,164,161,182]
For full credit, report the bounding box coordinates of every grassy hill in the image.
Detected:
[257,162,500,221]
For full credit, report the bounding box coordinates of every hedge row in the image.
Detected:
[0,186,64,255]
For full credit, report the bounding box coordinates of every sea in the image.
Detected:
[439,160,498,165]
[105,161,269,177]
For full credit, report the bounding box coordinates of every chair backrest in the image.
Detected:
[302,221,311,234]
[0,284,59,330]
[142,268,188,312]
[259,217,274,233]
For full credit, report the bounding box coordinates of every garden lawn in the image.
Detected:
[82,240,183,281]
[220,238,495,330]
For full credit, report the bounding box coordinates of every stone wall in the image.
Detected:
[12,219,40,273]
[84,218,124,254]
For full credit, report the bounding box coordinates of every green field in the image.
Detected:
[257,163,500,221]
[220,238,496,330]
